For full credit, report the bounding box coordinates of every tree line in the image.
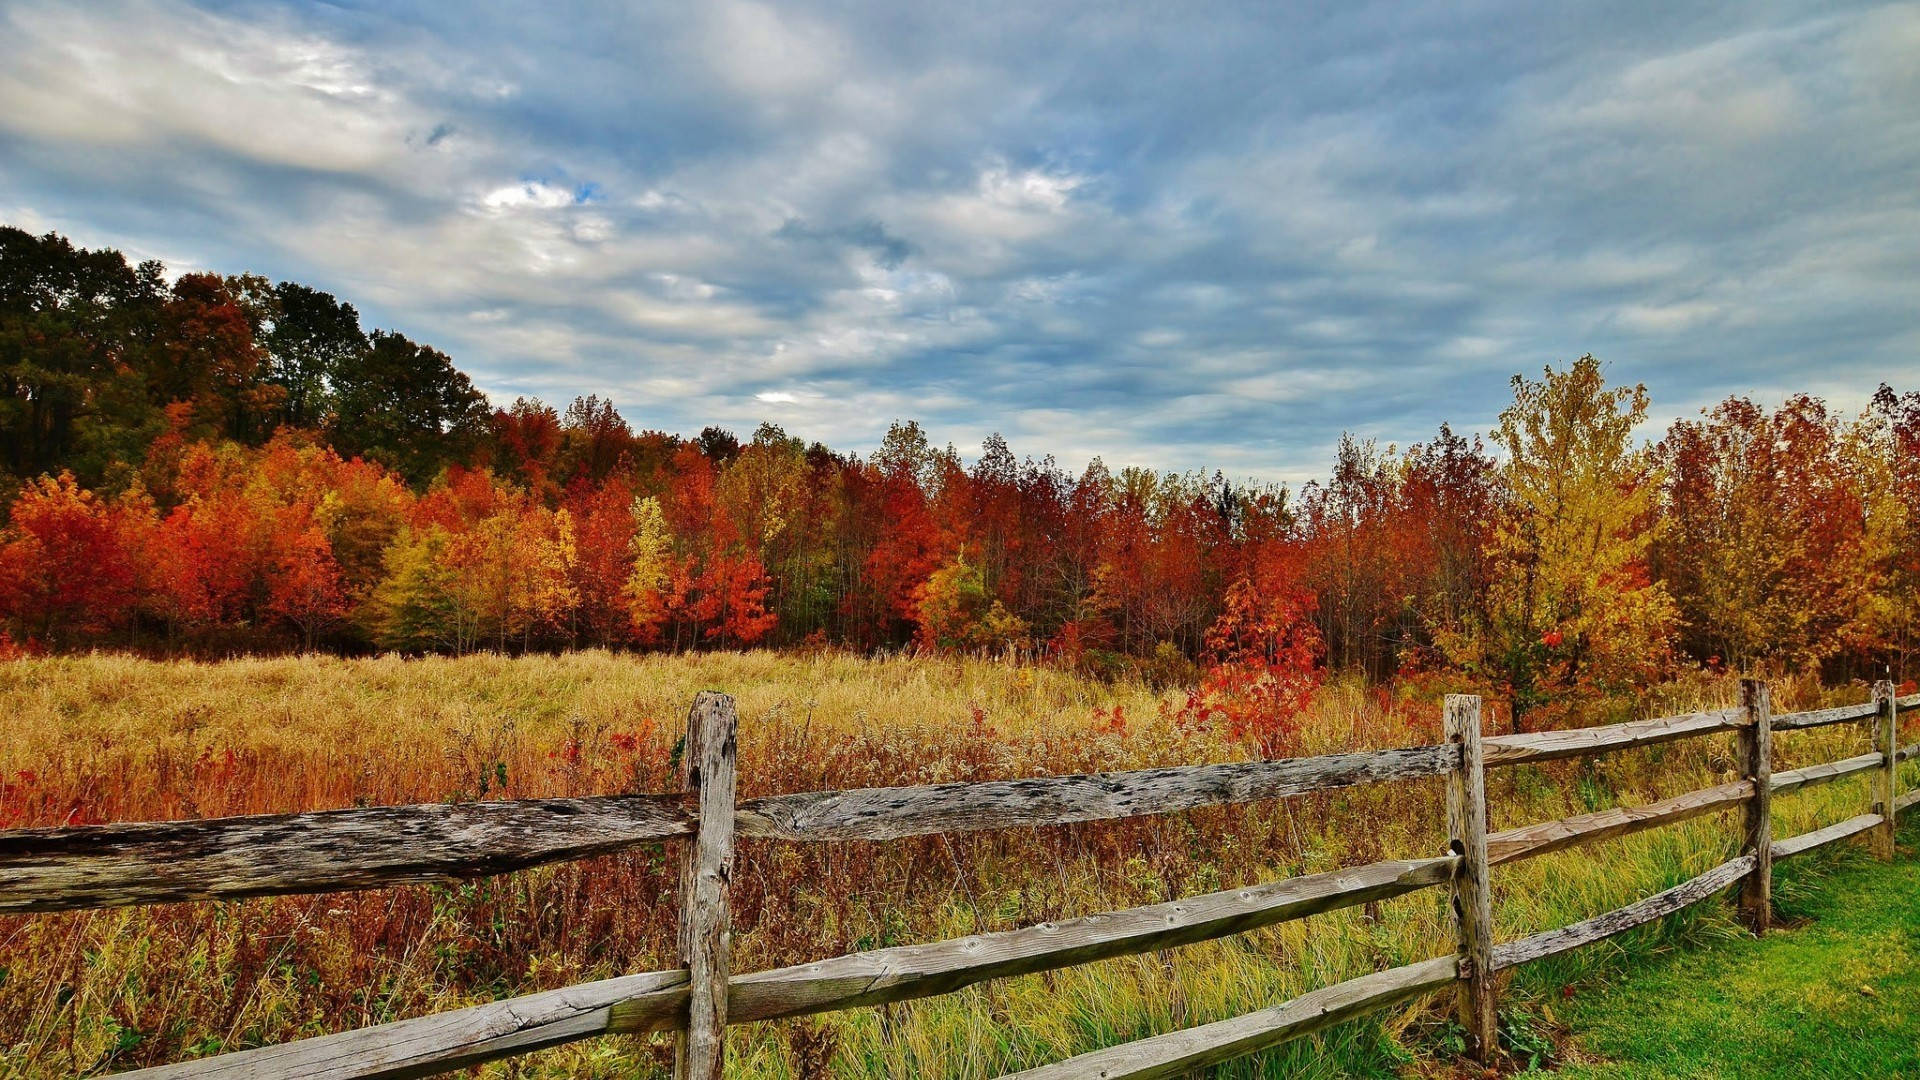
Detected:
[2,225,1915,726]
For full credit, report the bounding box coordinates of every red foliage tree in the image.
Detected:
[0,473,147,643]
[1187,573,1324,757]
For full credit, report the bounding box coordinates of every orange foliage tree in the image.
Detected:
[0,473,147,643]
[1185,572,1323,757]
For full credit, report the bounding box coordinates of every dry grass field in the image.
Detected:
[0,651,1906,1078]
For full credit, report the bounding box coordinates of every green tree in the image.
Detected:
[329,331,489,485]
[266,282,367,429]
[361,525,474,652]
[0,226,165,484]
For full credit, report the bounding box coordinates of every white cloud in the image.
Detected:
[977,162,1081,212]
[1614,301,1725,334]
[0,0,433,175]
[703,0,849,100]
[480,181,578,211]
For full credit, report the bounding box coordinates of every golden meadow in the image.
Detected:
[0,651,1910,1078]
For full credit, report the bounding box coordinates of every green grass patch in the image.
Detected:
[1553,820,1920,1079]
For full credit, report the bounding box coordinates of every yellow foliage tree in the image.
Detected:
[913,552,1030,653]
[1447,355,1678,726]
[624,495,674,643]
[526,506,580,643]
[361,525,481,653]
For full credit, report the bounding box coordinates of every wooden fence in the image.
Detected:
[2,681,1916,1078]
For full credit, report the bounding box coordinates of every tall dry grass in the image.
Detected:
[0,651,1907,1078]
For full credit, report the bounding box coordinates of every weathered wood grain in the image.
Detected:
[1770,702,1877,730]
[113,969,688,1080]
[1486,780,1752,867]
[994,955,1459,1080]
[0,795,694,913]
[0,745,1457,913]
[1481,708,1745,768]
[1871,681,1896,861]
[1769,752,1882,795]
[1770,814,1882,861]
[735,745,1458,842]
[1443,695,1496,1062]
[675,693,737,1080]
[1896,788,1920,814]
[707,854,1458,1026]
[1490,855,1755,971]
[1739,679,1772,933]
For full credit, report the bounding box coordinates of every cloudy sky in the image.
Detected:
[3,1,1916,481]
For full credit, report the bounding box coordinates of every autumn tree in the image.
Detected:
[362,526,474,652]
[860,421,951,642]
[913,552,1030,652]
[625,494,675,644]
[263,504,348,648]
[1399,424,1501,664]
[1455,356,1677,725]
[717,423,834,639]
[1655,396,1870,673]
[491,398,564,497]
[1851,385,1920,683]
[1297,436,1416,679]
[1188,572,1323,757]
[559,394,633,484]
[151,273,284,444]
[565,474,639,645]
[1090,470,1228,656]
[0,472,148,643]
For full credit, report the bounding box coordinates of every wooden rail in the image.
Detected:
[0,746,1455,914]
[0,795,695,913]
[1490,855,1757,970]
[1770,701,1877,730]
[13,682,1912,1078]
[1772,813,1883,860]
[1770,751,1882,795]
[997,956,1462,1080]
[1486,780,1752,866]
[1480,707,1746,766]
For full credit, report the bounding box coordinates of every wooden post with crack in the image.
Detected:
[1737,677,1772,933]
[1872,679,1896,862]
[676,691,739,1080]
[1444,694,1497,1062]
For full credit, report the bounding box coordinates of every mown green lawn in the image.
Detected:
[1551,820,1919,1079]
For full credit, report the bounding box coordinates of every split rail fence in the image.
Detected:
[2,681,1916,1078]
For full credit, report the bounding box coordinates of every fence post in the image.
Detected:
[1872,680,1896,861]
[1737,678,1772,934]
[676,692,739,1080]
[1443,694,1496,1062]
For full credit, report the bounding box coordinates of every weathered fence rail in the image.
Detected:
[0,745,1460,913]
[4,685,1913,1078]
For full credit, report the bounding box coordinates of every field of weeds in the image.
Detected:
[0,651,1909,1078]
